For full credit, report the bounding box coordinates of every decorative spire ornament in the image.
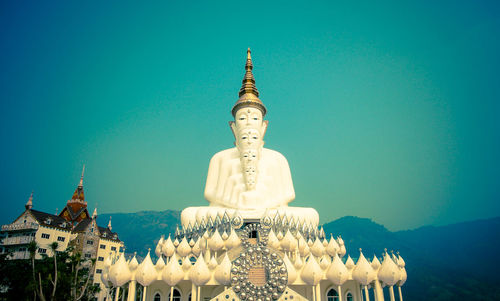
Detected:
[79,164,85,187]
[25,191,33,210]
[232,48,267,117]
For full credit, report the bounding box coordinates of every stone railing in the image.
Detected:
[1,222,39,232]
[8,251,30,260]
[1,236,35,245]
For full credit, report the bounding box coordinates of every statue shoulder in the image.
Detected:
[209,148,239,163]
[262,148,290,163]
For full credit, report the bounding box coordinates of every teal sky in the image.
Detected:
[1,0,499,231]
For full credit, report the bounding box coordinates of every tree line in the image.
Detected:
[0,241,99,301]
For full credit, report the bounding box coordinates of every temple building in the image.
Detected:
[0,167,125,300]
[102,49,407,301]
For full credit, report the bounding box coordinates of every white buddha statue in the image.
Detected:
[205,106,295,209]
[181,49,319,226]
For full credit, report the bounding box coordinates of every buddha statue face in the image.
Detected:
[236,128,262,149]
[242,149,258,165]
[230,107,268,142]
[235,107,263,128]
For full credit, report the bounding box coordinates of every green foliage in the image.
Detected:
[0,247,100,301]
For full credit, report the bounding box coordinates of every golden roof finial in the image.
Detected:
[232,48,267,117]
[78,164,85,187]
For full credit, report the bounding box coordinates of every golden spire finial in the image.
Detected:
[232,48,267,117]
[78,164,85,187]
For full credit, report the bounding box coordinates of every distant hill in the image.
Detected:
[99,210,180,257]
[101,210,500,301]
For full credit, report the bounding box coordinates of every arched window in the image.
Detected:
[346,292,353,301]
[168,288,181,301]
[154,293,161,301]
[327,288,339,301]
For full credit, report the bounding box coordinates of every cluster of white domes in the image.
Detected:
[102,223,407,291]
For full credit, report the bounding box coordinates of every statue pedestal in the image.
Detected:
[181,206,320,228]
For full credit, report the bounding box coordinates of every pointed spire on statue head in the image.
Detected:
[79,164,85,187]
[108,216,112,230]
[25,191,33,210]
[232,48,267,117]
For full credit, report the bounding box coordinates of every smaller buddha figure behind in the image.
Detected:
[181,49,318,226]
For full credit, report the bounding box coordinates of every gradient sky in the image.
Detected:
[1,0,499,231]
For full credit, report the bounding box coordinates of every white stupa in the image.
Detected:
[103,49,407,301]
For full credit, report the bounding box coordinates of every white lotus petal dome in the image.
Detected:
[301,255,322,285]
[208,254,218,270]
[378,251,401,286]
[177,237,192,257]
[108,252,131,287]
[155,236,164,258]
[182,256,192,272]
[135,250,158,287]
[155,256,165,271]
[214,252,232,285]
[162,253,184,286]
[345,255,355,270]
[310,238,325,257]
[371,255,381,270]
[162,235,175,257]
[129,253,139,272]
[319,254,331,270]
[192,239,201,256]
[225,228,241,250]
[189,252,211,286]
[352,250,376,286]
[326,253,349,286]
[208,230,224,252]
[326,234,340,256]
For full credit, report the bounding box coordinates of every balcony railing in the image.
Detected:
[1,222,39,232]
[1,236,35,245]
[7,251,30,260]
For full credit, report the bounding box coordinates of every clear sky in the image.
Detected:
[1,0,499,231]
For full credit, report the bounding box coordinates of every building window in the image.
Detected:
[98,256,104,261]
[327,288,339,301]
[19,247,26,252]
[154,293,161,301]
[346,292,353,301]
[119,247,124,252]
[85,253,91,258]
[100,244,106,249]
[41,233,50,239]
[111,246,116,251]
[57,236,65,242]
[38,248,47,254]
[86,240,93,245]
[96,269,102,274]
[168,288,181,301]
